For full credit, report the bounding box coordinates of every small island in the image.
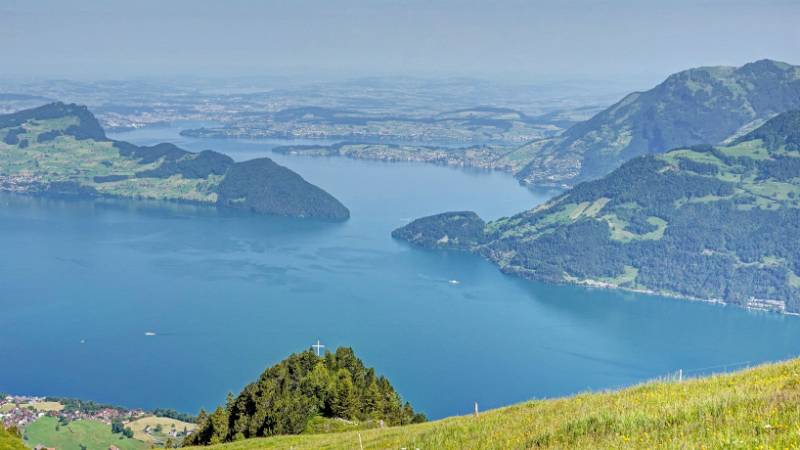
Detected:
[0,103,350,221]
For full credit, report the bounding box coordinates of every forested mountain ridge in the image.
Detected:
[394,110,800,313]
[516,59,800,186]
[0,103,349,220]
[185,347,424,446]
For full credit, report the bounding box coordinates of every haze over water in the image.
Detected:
[2,126,800,419]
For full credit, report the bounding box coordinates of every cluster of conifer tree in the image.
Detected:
[185,347,425,445]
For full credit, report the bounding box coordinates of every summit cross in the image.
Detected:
[312,339,325,356]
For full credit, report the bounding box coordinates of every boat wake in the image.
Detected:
[417,273,461,285]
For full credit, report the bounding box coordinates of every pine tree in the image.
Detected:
[303,362,332,413]
[332,369,359,420]
[225,392,235,411]
[364,380,383,419]
[208,406,229,444]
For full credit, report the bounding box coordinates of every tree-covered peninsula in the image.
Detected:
[0,103,349,220]
[394,110,800,313]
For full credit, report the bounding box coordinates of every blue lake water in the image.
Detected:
[2,126,800,420]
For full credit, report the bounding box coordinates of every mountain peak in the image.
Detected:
[737,59,794,74]
[517,59,800,187]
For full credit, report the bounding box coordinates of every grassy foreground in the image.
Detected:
[192,358,800,449]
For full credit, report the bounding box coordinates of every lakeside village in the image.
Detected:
[0,174,43,194]
[0,394,195,445]
[1,394,138,430]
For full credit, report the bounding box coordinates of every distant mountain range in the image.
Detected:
[0,103,349,220]
[516,59,800,186]
[394,110,800,313]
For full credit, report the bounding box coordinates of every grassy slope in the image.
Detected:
[23,417,147,450]
[127,416,196,444]
[192,358,800,449]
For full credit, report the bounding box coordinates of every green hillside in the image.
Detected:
[0,103,349,220]
[516,59,800,186]
[189,358,800,449]
[23,417,148,450]
[394,111,800,313]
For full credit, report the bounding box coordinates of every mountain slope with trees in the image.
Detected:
[516,59,800,186]
[0,103,349,220]
[394,110,800,313]
[184,347,424,446]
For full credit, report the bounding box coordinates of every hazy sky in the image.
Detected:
[2,0,798,82]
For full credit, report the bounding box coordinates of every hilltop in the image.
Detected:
[516,59,800,186]
[0,103,349,220]
[185,347,424,446]
[188,358,800,449]
[394,110,800,313]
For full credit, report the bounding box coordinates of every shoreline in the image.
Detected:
[492,257,793,316]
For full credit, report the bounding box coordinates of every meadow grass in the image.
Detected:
[192,358,800,449]
[718,140,771,160]
[23,417,147,450]
[604,214,667,242]
[597,265,639,287]
[661,149,727,167]
[127,416,196,444]
[21,401,64,412]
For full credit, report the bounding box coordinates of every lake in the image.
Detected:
[2,125,800,420]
